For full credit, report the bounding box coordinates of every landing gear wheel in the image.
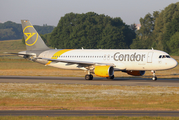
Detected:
[89,75,93,80]
[152,77,157,81]
[151,70,157,81]
[106,75,114,79]
[85,74,93,80]
[85,75,90,80]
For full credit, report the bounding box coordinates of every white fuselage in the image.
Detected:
[35,49,177,71]
[19,20,178,80]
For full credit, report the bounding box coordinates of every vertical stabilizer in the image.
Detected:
[21,20,50,51]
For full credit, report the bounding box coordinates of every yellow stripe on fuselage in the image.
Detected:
[51,49,73,59]
[45,49,73,65]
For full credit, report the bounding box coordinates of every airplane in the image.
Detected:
[7,20,178,81]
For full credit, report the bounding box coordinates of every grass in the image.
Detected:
[0,116,179,120]
[0,39,26,55]
[0,83,179,110]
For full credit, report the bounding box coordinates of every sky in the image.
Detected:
[1,0,179,26]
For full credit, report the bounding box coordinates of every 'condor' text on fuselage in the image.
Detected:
[114,52,145,62]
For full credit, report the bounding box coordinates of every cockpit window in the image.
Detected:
[159,55,170,58]
[166,55,170,58]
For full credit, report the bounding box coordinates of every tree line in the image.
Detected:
[0,21,54,40]
[130,2,179,55]
[49,12,135,49]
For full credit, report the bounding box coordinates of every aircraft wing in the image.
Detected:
[37,57,115,66]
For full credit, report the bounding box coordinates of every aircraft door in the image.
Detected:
[147,52,153,63]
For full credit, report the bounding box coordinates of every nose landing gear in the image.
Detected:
[151,70,157,81]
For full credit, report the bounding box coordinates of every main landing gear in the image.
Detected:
[151,70,157,81]
[85,74,93,80]
[85,70,93,80]
[106,75,115,79]
[85,74,115,80]
[84,69,115,80]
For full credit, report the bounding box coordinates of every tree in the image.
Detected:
[130,11,159,49]
[162,13,179,53]
[50,12,136,49]
[168,32,179,55]
[152,2,179,52]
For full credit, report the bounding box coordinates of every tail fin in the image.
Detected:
[21,20,50,51]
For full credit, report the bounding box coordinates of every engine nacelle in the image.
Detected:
[94,66,114,77]
[126,71,145,76]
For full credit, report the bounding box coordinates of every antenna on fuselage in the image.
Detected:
[151,47,154,50]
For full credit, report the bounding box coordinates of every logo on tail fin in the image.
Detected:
[23,26,38,46]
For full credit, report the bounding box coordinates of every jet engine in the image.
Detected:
[126,71,145,76]
[94,66,114,77]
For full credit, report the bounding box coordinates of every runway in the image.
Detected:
[0,76,179,117]
[0,110,179,117]
[0,76,178,86]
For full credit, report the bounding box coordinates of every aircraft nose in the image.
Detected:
[169,58,178,68]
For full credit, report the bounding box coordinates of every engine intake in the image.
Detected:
[94,66,114,77]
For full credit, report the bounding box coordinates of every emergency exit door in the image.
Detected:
[147,52,153,63]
